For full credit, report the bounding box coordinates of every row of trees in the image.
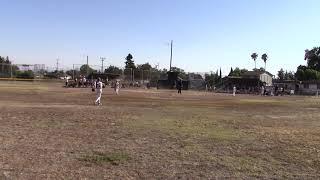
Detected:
[296,47,320,81]
[277,68,295,80]
[204,70,222,87]
[228,67,248,77]
[63,54,183,83]
[124,53,225,86]
[123,54,187,81]
[277,47,320,81]
[64,48,320,82]
[0,56,14,75]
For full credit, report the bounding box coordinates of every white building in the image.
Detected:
[242,71,274,86]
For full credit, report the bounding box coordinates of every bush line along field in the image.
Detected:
[0,81,319,179]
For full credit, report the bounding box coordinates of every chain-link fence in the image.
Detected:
[120,68,152,87]
[0,63,46,79]
[0,62,217,90]
[70,64,102,79]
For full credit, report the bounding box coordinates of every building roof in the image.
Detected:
[242,71,273,77]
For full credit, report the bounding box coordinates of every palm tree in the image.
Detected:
[261,53,268,71]
[251,53,258,70]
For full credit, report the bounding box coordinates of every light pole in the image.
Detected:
[100,57,106,73]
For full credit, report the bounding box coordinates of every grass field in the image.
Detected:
[0,81,320,179]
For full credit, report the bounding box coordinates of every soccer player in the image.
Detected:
[65,76,68,87]
[94,77,103,105]
[83,76,87,87]
[233,86,236,96]
[114,80,120,95]
[261,86,265,96]
[177,79,182,94]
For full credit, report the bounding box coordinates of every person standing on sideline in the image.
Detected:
[261,86,265,96]
[114,80,120,95]
[177,79,182,94]
[233,86,236,96]
[94,77,103,105]
[83,76,87,87]
[65,76,68,87]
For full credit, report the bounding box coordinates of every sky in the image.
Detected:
[1,0,320,75]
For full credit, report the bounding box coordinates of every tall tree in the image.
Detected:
[171,66,187,79]
[5,56,10,64]
[125,53,136,69]
[261,53,268,71]
[105,65,123,74]
[304,47,320,71]
[229,67,248,77]
[0,56,18,76]
[159,68,168,79]
[134,63,153,80]
[137,63,152,71]
[205,71,220,87]
[80,64,94,75]
[0,56,4,72]
[251,53,258,69]
[294,48,320,81]
[219,68,222,79]
[277,68,285,80]
[228,67,234,76]
[284,71,295,80]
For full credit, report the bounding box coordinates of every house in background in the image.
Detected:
[273,79,297,91]
[222,71,274,93]
[272,79,320,95]
[188,73,206,90]
[241,71,274,86]
[297,80,320,95]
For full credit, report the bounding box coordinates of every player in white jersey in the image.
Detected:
[233,86,236,96]
[83,77,87,87]
[94,77,103,105]
[114,80,120,95]
[261,86,265,96]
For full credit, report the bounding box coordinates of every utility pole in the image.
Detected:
[100,57,106,73]
[170,40,173,72]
